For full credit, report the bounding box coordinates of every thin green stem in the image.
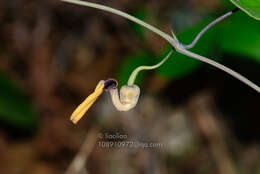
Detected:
[182,9,239,49]
[177,48,260,92]
[128,50,174,86]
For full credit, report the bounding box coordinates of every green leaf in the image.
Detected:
[217,12,260,62]
[156,19,217,78]
[117,51,152,86]
[0,73,37,131]
[230,0,260,20]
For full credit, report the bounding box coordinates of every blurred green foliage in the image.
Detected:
[0,73,37,131]
[218,12,260,62]
[118,7,260,84]
[129,7,148,39]
[230,0,260,20]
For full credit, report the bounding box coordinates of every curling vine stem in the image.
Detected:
[181,8,240,49]
[61,0,260,93]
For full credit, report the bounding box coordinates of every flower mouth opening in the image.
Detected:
[104,79,118,91]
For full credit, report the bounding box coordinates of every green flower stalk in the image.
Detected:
[128,50,174,86]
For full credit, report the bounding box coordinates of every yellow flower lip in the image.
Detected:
[70,79,119,124]
[70,80,105,124]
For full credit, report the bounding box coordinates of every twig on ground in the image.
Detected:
[65,127,99,174]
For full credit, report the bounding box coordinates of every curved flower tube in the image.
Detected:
[69,79,140,124]
[109,85,140,111]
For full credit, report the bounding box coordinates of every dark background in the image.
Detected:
[0,0,259,173]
